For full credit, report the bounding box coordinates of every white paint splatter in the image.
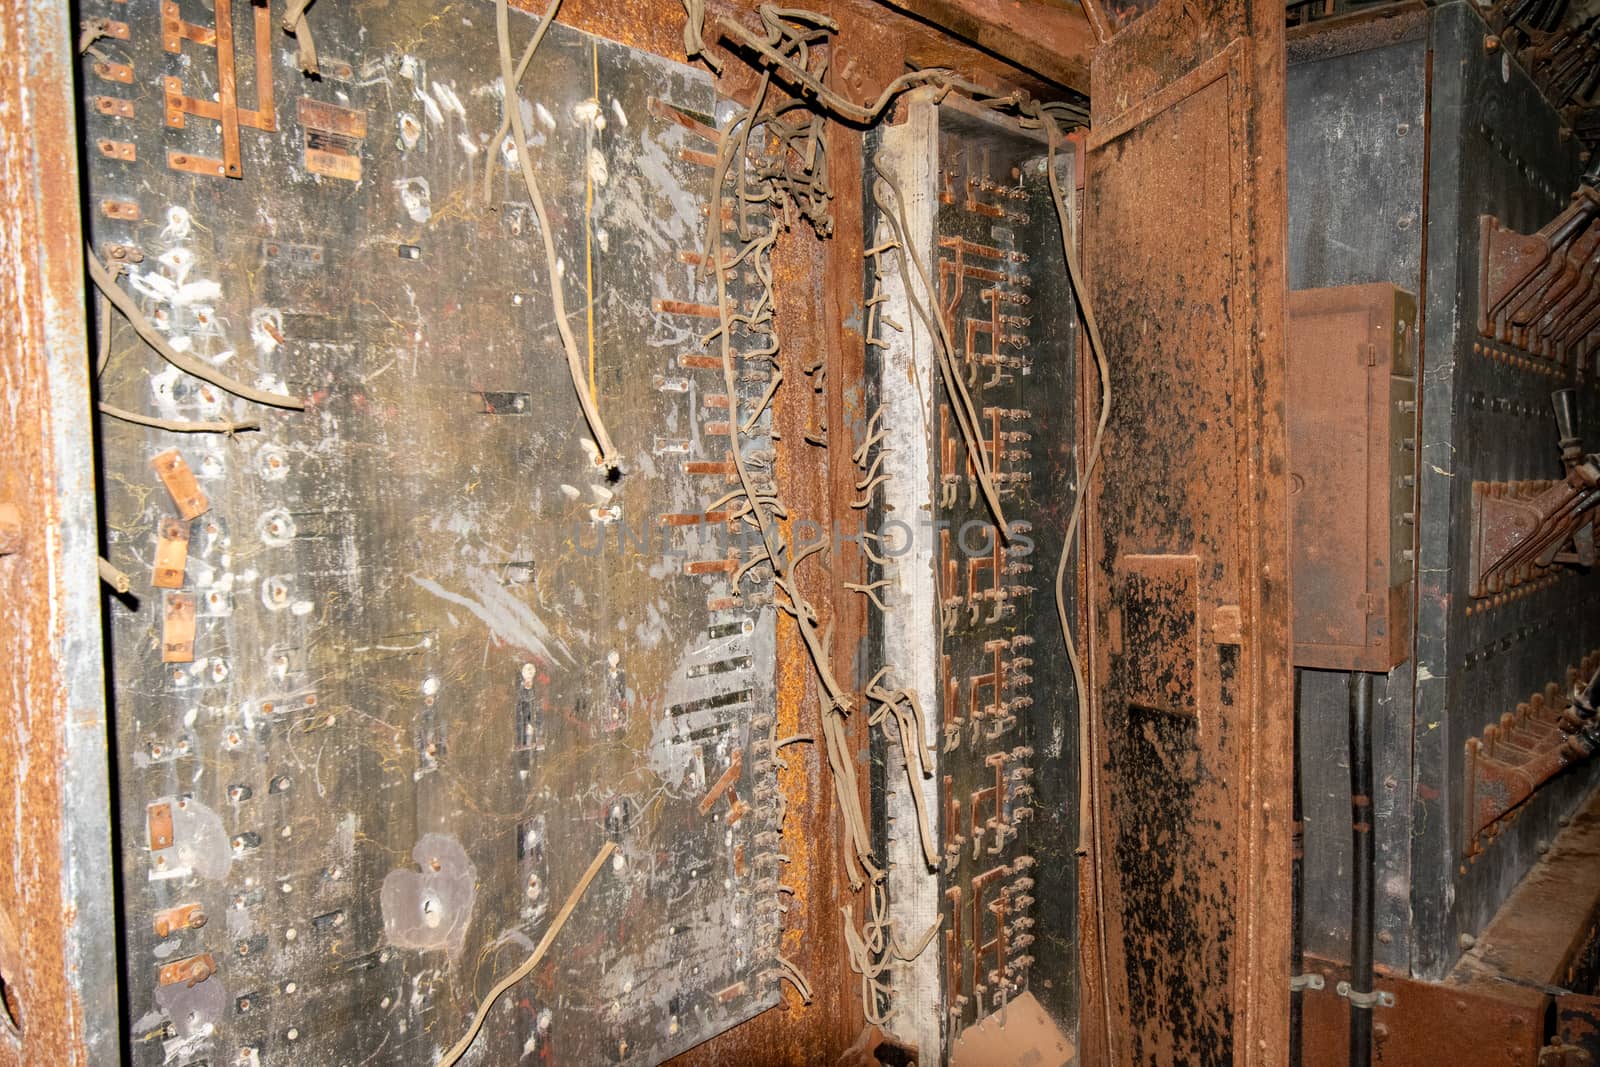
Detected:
[394,177,432,223]
[249,308,284,353]
[431,82,467,122]
[162,206,192,241]
[410,567,572,665]
[396,111,422,150]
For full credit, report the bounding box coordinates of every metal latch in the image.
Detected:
[1289,972,1325,992]
[1336,980,1396,1008]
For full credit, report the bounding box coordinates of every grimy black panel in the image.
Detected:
[927,108,1079,1039]
[1286,25,1427,974]
[81,3,781,1062]
[864,100,1079,1043]
[1412,0,1600,977]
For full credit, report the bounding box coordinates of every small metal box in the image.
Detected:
[1288,283,1418,671]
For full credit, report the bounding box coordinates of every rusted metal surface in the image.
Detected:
[0,504,21,557]
[1285,1,1427,49]
[1459,781,1600,994]
[1299,953,1547,1066]
[1470,478,1596,597]
[1559,995,1600,1064]
[1083,1,1291,1062]
[1465,191,1600,601]
[864,0,1095,93]
[1464,652,1600,851]
[62,2,1073,1065]
[1479,0,1600,155]
[1478,186,1600,361]
[1287,284,1418,672]
[0,1,117,1064]
[1301,777,1600,1064]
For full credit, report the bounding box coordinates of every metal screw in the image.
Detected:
[1484,34,1500,53]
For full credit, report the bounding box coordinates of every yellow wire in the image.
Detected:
[585,41,599,402]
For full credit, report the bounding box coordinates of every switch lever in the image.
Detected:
[1553,388,1583,465]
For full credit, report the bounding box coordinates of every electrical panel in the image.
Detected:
[81,2,786,1062]
[868,92,1079,1060]
[1288,283,1418,672]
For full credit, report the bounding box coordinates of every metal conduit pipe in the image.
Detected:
[1348,671,1376,1067]
[1290,667,1305,1067]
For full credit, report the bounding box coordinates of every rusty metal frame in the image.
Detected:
[866,0,1095,91]
[1081,1,1292,1062]
[0,1,116,1064]
[1302,781,1600,1064]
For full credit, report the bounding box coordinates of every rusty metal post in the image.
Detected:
[0,0,118,1063]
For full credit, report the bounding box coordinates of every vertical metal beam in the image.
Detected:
[1082,1,1292,1061]
[0,1,117,1064]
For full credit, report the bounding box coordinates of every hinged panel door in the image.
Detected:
[1082,2,1291,1063]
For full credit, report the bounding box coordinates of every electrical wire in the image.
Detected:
[870,168,1010,537]
[1040,106,1116,1059]
[98,402,260,436]
[865,668,937,868]
[86,251,305,411]
[706,88,884,898]
[281,0,319,75]
[97,556,130,594]
[480,0,565,203]
[94,289,112,377]
[493,0,622,475]
[680,0,723,73]
[436,840,615,1067]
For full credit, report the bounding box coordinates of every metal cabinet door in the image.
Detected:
[1080,2,1292,1063]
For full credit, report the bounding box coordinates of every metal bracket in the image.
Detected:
[1336,980,1396,1009]
[1289,972,1325,992]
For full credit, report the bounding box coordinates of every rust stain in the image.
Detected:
[0,0,102,1060]
[699,749,746,816]
[1083,1,1291,1063]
